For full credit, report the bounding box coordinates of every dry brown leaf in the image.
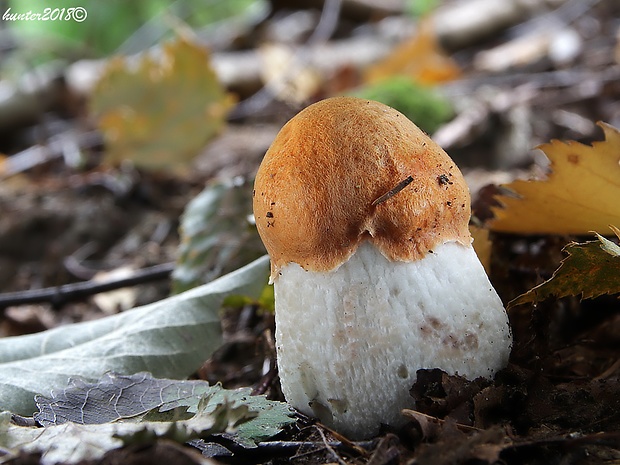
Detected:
[470,225,492,274]
[509,225,620,307]
[365,19,461,85]
[491,122,620,234]
[0,154,7,179]
[402,409,445,440]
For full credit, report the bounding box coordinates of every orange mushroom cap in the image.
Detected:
[253,97,471,279]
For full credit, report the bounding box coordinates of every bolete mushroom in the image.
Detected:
[253,97,512,439]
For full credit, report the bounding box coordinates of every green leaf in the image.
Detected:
[0,256,269,416]
[7,0,170,56]
[199,385,295,447]
[7,0,264,60]
[509,226,620,307]
[173,178,266,293]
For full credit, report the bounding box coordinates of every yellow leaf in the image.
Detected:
[509,226,620,307]
[90,38,235,172]
[365,19,460,85]
[491,122,620,234]
[0,154,7,177]
[470,225,492,274]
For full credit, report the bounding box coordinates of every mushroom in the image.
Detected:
[252,97,512,439]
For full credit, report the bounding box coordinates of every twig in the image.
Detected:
[189,437,375,458]
[506,431,620,450]
[402,409,481,435]
[62,242,101,280]
[314,426,349,465]
[372,176,414,206]
[230,0,342,119]
[251,361,278,396]
[312,421,371,455]
[593,358,620,381]
[0,130,102,180]
[0,262,175,310]
[257,439,375,453]
[252,328,279,396]
[306,0,343,46]
[511,0,602,35]
[442,66,620,98]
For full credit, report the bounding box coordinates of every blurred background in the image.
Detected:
[0,0,619,331]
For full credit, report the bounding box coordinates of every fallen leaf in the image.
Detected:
[173,178,266,294]
[364,19,460,85]
[410,368,491,425]
[0,154,7,177]
[491,122,620,234]
[509,226,620,307]
[402,409,444,440]
[1,397,251,465]
[0,256,269,416]
[471,225,492,274]
[91,266,137,313]
[34,372,294,448]
[413,426,508,465]
[91,37,234,171]
[34,372,211,425]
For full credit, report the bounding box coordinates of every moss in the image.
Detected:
[352,77,453,134]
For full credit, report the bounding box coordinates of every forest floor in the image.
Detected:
[0,0,619,463]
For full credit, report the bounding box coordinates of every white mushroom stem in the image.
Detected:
[274,240,511,439]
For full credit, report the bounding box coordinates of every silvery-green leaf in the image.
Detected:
[34,372,295,448]
[0,256,269,416]
[173,178,266,293]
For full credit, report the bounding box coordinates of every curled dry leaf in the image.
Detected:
[401,409,447,440]
[364,19,461,85]
[509,225,620,307]
[470,225,492,274]
[491,122,620,235]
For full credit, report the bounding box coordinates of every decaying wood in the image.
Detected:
[0,65,66,133]
[0,0,587,134]
[65,34,394,100]
[434,0,570,50]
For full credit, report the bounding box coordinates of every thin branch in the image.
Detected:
[0,130,102,180]
[188,437,375,458]
[0,262,175,310]
[230,0,342,119]
[314,425,348,465]
[257,439,375,452]
[372,176,414,206]
[62,242,101,280]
